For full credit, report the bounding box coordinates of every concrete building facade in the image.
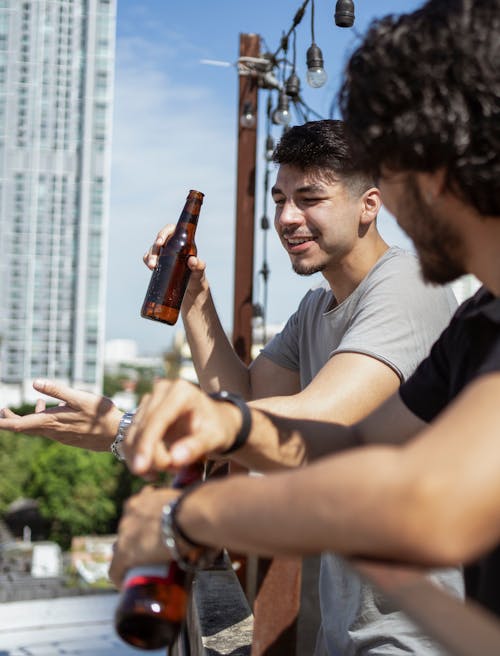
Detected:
[0,0,116,405]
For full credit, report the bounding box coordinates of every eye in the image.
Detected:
[273,196,285,206]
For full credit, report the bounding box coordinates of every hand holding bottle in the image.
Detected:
[113,463,206,651]
[141,190,204,325]
[144,223,209,300]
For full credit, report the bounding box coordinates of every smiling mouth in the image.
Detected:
[284,236,316,247]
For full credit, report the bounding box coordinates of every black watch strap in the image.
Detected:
[209,390,252,455]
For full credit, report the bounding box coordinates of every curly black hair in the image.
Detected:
[272,120,375,196]
[339,0,500,216]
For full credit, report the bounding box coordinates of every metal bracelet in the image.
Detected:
[110,411,135,462]
[161,487,218,572]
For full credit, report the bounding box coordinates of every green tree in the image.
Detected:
[0,430,146,549]
[27,444,119,547]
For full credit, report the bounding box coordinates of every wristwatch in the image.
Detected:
[110,412,135,462]
[161,487,219,572]
[209,390,252,454]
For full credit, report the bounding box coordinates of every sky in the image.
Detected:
[106,0,422,356]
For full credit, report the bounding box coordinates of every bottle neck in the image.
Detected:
[179,197,202,226]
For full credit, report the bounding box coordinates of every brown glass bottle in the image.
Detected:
[141,189,204,325]
[114,464,204,651]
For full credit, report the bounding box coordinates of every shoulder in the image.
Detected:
[370,247,422,280]
[361,247,456,310]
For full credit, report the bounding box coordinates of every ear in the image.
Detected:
[360,187,382,226]
[415,169,447,205]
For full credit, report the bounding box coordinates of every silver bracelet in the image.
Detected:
[110,412,135,462]
[161,487,219,572]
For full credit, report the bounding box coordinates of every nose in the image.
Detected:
[275,200,303,230]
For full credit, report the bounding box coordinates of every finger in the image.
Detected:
[155,224,175,246]
[144,225,176,267]
[0,407,19,419]
[0,411,52,434]
[150,439,173,474]
[128,383,185,474]
[143,249,158,270]
[32,379,88,408]
[35,399,46,413]
[122,394,155,470]
[109,547,125,588]
[187,256,206,273]
[169,436,211,467]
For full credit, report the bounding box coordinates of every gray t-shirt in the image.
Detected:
[261,247,464,656]
[262,247,457,388]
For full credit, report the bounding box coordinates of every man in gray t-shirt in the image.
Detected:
[263,246,460,655]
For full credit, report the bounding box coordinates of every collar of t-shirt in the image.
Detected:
[461,286,500,323]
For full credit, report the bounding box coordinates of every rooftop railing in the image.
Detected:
[174,554,500,656]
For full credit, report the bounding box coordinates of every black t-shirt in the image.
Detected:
[399,285,500,615]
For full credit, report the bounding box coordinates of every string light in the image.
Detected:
[285,29,300,100]
[334,0,355,28]
[240,101,256,128]
[272,90,291,126]
[233,0,347,341]
[306,0,327,88]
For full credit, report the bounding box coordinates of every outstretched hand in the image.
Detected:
[0,379,123,452]
[124,378,241,477]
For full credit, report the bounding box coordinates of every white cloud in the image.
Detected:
[106,35,237,354]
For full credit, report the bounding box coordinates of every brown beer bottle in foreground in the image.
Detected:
[141,189,204,325]
[114,464,204,651]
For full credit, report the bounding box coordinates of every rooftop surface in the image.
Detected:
[0,593,165,655]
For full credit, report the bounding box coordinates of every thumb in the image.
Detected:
[0,407,19,419]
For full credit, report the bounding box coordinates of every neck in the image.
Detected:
[443,194,500,296]
[323,235,389,304]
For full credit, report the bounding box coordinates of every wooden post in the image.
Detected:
[231,33,301,656]
[232,33,259,364]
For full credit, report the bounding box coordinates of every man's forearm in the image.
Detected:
[177,446,436,561]
[230,406,360,471]
[181,284,251,396]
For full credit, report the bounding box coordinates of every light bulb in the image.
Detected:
[240,102,256,129]
[272,93,291,126]
[306,67,328,88]
[306,43,328,88]
[265,135,274,161]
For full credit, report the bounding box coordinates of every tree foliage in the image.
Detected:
[0,430,145,549]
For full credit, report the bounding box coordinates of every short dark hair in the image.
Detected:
[272,119,375,196]
[339,0,500,216]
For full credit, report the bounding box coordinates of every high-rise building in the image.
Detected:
[0,0,116,405]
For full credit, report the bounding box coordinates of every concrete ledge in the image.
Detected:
[174,555,253,656]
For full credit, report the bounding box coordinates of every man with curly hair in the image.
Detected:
[338,0,500,614]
